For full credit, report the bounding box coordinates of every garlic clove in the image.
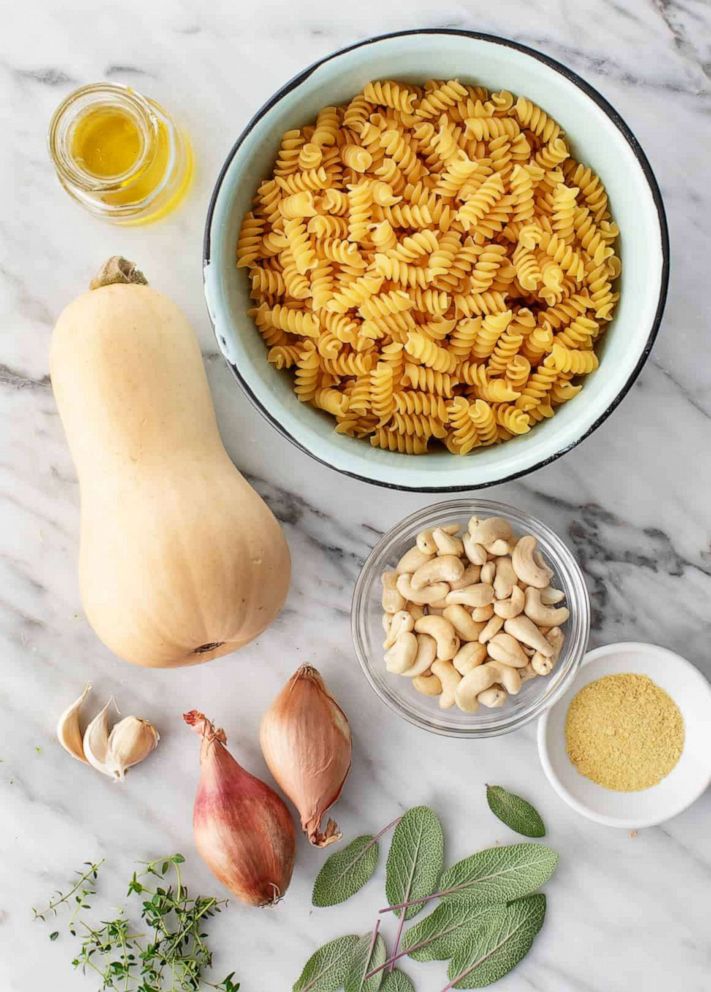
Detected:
[56,684,92,763]
[107,716,159,781]
[82,699,115,777]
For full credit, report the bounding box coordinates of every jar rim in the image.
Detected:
[48,82,157,192]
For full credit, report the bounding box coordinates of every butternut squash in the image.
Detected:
[50,258,291,668]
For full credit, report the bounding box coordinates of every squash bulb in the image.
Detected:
[50,258,291,668]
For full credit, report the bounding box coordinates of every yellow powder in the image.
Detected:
[565,673,684,791]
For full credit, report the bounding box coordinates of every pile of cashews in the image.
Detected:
[381,515,570,713]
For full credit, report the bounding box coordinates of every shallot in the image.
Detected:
[184,710,295,906]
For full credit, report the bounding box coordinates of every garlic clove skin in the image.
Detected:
[82,699,115,777]
[56,684,92,763]
[107,716,159,781]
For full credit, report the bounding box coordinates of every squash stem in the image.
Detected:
[90,256,148,290]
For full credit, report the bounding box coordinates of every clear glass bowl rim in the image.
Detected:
[351,497,591,739]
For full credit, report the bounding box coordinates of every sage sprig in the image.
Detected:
[296,800,558,992]
[486,785,546,838]
[293,935,360,992]
[313,817,401,908]
[444,894,546,990]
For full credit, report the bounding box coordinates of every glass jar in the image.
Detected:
[48,83,193,225]
[352,498,590,739]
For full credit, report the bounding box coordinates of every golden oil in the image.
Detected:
[49,83,193,224]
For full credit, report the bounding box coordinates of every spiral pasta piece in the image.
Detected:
[547,343,599,375]
[468,399,497,446]
[405,331,458,373]
[370,429,428,454]
[363,80,417,113]
[446,397,480,454]
[416,80,469,118]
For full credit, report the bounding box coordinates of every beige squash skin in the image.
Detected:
[50,283,291,667]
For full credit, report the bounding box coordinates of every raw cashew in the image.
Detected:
[411,554,464,590]
[504,615,554,656]
[396,574,450,605]
[519,663,538,683]
[449,563,481,590]
[468,516,513,550]
[415,615,459,660]
[383,610,414,649]
[446,583,495,608]
[493,557,517,599]
[478,686,507,708]
[381,570,406,613]
[463,534,488,566]
[478,614,504,644]
[541,587,565,605]
[443,605,485,641]
[413,673,442,696]
[472,604,494,622]
[402,633,437,677]
[452,640,487,675]
[396,545,433,575]
[432,527,464,556]
[455,660,521,711]
[385,631,418,673]
[531,626,565,675]
[487,632,529,668]
[426,600,449,611]
[416,529,437,554]
[524,587,570,627]
[431,659,461,708]
[493,585,525,619]
[511,535,553,588]
[480,561,496,585]
[488,539,512,557]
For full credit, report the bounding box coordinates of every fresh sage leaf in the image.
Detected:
[438,843,558,906]
[402,899,496,962]
[293,934,360,992]
[380,969,415,992]
[486,786,546,838]
[385,806,444,921]
[447,894,546,988]
[313,834,381,907]
[344,932,387,992]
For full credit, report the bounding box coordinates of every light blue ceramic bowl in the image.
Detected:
[204,29,668,491]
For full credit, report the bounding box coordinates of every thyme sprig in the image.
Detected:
[33,853,239,991]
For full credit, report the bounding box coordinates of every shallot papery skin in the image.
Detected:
[259,666,352,848]
[183,710,295,906]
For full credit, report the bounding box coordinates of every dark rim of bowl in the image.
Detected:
[203,28,670,493]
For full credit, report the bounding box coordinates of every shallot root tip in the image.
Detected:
[308,817,342,848]
[182,710,227,745]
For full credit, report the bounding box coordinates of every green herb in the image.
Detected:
[344,929,387,992]
[32,860,103,932]
[445,894,546,989]
[401,901,495,962]
[33,853,239,991]
[293,934,360,992]
[385,807,444,922]
[313,817,400,908]
[299,802,557,992]
[380,971,415,992]
[35,745,42,754]
[486,786,546,838]
[431,843,558,908]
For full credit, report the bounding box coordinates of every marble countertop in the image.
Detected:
[2,1,710,989]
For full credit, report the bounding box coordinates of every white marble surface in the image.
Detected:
[2,1,711,990]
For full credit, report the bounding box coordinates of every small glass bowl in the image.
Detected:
[352,498,590,739]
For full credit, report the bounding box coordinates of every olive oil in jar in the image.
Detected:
[49,83,193,224]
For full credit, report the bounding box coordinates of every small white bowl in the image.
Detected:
[204,29,669,491]
[537,642,711,828]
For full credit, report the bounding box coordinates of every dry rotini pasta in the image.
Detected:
[237,78,620,454]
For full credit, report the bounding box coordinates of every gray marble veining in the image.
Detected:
[2,1,710,990]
